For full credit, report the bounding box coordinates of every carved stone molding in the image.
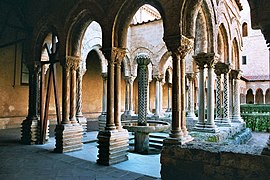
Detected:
[194,52,218,69]
[65,56,81,70]
[214,62,231,76]
[230,69,242,79]
[164,35,193,60]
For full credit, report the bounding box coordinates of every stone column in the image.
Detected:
[163,35,193,144]
[229,77,234,119]
[159,79,164,116]
[194,53,219,133]
[55,56,83,153]
[97,47,129,165]
[186,73,196,119]
[194,57,206,131]
[124,76,130,115]
[223,71,231,124]
[101,73,107,115]
[263,94,266,104]
[231,70,243,123]
[129,76,135,114]
[69,58,80,124]
[166,83,172,112]
[114,48,126,129]
[76,66,87,132]
[205,54,219,132]
[214,62,231,126]
[123,76,135,116]
[21,62,40,144]
[154,76,160,117]
[98,73,107,130]
[136,53,151,126]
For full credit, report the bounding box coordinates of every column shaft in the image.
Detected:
[70,68,77,123]
[124,77,129,114]
[215,75,222,120]
[102,73,107,115]
[62,65,70,124]
[114,62,122,129]
[155,78,160,116]
[223,73,230,121]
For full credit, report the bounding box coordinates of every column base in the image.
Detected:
[193,122,220,133]
[77,116,87,134]
[98,114,106,131]
[231,116,244,123]
[21,118,40,144]
[163,134,193,146]
[215,118,232,127]
[124,110,134,116]
[54,124,83,153]
[186,116,198,131]
[97,129,129,165]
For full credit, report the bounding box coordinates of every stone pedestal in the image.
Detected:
[21,119,40,144]
[98,114,106,130]
[97,129,129,165]
[135,132,149,154]
[54,124,83,153]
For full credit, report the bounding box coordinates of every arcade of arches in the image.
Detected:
[0,0,270,179]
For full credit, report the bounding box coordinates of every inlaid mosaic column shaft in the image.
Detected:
[223,73,230,120]
[215,74,222,120]
[136,53,151,126]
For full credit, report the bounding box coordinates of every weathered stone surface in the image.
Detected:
[161,143,270,179]
[97,129,129,165]
[54,124,83,153]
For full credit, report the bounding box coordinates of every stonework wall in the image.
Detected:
[161,144,270,179]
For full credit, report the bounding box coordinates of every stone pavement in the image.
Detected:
[0,128,160,180]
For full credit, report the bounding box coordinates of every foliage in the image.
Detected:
[240,104,270,132]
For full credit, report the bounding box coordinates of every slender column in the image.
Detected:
[215,74,222,120]
[101,73,107,115]
[166,83,171,112]
[21,62,41,144]
[205,55,219,132]
[61,58,71,124]
[129,76,135,114]
[124,76,130,115]
[194,59,206,129]
[76,66,87,132]
[229,77,234,119]
[68,56,80,124]
[194,53,219,133]
[231,70,243,123]
[105,49,116,130]
[263,94,266,104]
[159,79,164,116]
[147,80,151,114]
[113,48,126,129]
[136,53,151,126]
[164,35,193,143]
[223,72,231,123]
[186,73,196,118]
[214,62,231,126]
[154,76,160,116]
[76,67,86,118]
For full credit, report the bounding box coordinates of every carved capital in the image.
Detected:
[135,53,151,66]
[230,69,242,80]
[193,52,218,69]
[101,72,108,80]
[186,73,195,81]
[214,62,231,76]
[65,56,81,70]
[164,35,193,60]
[112,47,127,64]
